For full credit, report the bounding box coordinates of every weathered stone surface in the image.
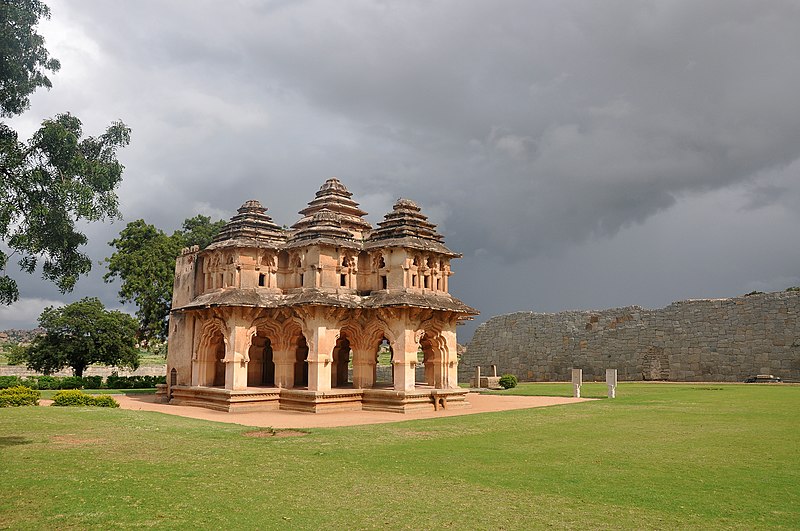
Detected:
[461,291,800,382]
[168,178,478,413]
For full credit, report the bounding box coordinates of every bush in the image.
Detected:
[0,386,40,407]
[52,389,91,406]
[91,395,120,408]
[0,376,23,389]
[83,375,103,389]
[59,376,84,389]
[31,375,60,390]
[106,373,165,389]
[499,374,518,389]
[52,389,119,407]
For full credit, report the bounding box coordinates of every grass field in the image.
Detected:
[2,383,798,529]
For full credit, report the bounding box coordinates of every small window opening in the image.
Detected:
[258,273,266,287]
[436,279,441,290]
[381,275,388,289]
[340,274,347,287]
[379,256,386,268]
[412,275,417,287]
[300,273,305,287]
[423,276,429,289]
[218,273,224,287]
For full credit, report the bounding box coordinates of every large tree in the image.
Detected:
[0,0,130,304]
[104,215,225,345]
[19,297,139,377]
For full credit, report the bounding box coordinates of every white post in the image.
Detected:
[606,368,618,399]
[474,366,481,389]
[571,368,582,398]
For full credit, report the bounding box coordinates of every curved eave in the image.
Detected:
[362,290,478,315]
[284,236,363,251]
[172,288,478,316]
[363,237,461,257]
[204,237,286,252]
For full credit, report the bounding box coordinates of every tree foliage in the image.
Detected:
[104,215,225,344]
[19,297,139,377]
[0,0,60,117]
[0,0,131,304]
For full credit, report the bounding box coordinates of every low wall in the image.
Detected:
[461,291,800,382]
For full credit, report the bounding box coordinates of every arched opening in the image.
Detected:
[331,336,352,388]
[374,338,393,386]
[169,368,177,399]
[294,335,309,388]
[420,335,436,386]
[197,329,226,387]
[247,333,275,387]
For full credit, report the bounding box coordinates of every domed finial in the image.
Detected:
[237,199,267,214]
[394,198,420,211]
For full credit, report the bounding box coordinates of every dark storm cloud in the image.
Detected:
[3,0,799,334]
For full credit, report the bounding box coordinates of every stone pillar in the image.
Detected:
[474,366,481,389]
[224,325,252,391]
[441,329,459,389]
[491,364,497,377]
[306,326,338,392]
[352,349,376,388]
[273,349,295,388]
[571,368,582,398]
[392,329,418,392]
[606,368,617,399]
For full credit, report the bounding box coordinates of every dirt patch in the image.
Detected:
[243,429,308,438]
[114,393,594,429]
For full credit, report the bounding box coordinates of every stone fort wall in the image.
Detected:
[461,291,800,382]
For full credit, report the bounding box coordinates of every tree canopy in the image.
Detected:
[0,0,131,304]
[0,0,60,117]
[104,215,225,345]
[19,297,139,377]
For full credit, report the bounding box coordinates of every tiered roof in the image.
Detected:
[205,181,458,256]
[286,209,360,250]
[365,198,459,256]
[291,178,372,237]
[207,199,286,249]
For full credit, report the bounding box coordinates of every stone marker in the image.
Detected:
[606,368,617,398]
[491,364,497,377]
[474,366,481,388]
[571,368,582,398]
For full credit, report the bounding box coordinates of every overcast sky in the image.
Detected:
[2,0,799,341]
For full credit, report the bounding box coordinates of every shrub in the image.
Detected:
[0,386,40,407]
[499,374,518,389]
[59,376,84,389]
[83,375,103,389]
[106,373,165,389]
[0,376,23,389]
[34,375,60,390]
[52,389,91,406]
[91,395,120,408]
[52,389,119,407]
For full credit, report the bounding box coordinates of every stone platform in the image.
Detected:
[168,385,469,413]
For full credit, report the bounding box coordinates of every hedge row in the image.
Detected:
[0,386,41,407]
[52,390,119,408]
[0,374,166,390]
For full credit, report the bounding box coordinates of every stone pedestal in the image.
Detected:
[571,368,582,398]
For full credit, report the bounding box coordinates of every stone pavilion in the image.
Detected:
[165,178,477,412]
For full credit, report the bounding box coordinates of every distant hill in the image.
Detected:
[0,328,45,345]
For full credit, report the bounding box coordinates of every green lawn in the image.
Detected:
[1,383,798,529]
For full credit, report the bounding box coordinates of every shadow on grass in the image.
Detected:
[0,435,33,447]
